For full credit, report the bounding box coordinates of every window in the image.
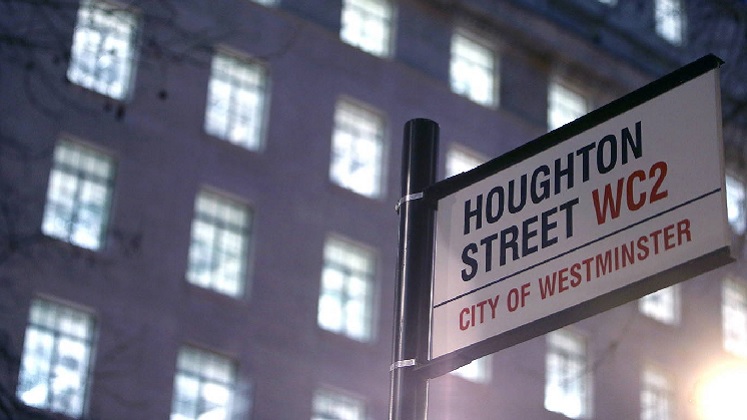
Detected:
[726,174,746,234]
[445,145,484,179]
[641,366,674,420]
[41,139,115,251]
[312,388,366,420]
[318,237,375,342]
[452,356,491,383]
[171,346,237,420]
[548,81,588,131]
[639,285,679,325]
[340,0,394,57]
[16,299,95,418]
[545,329,590,419]
[186,190,252,298]
[655,0,684,45]
[450,32,497,107]
[330,101,385,198]
[722,278,747,357]
[598,0,617,5]
[67,0,138,100]
[205,51,268,150]
[252,0,277,6]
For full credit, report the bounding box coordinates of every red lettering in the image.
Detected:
[626,169,647,211]
[637,235,649,260]
[591,162,670,225]
[592,178,624,224]
[649,161,669,203]
[538,273,557,299]
[459,307,470,331]
[558,267,569,293]
[570,263,582,287]
[677,219,691,244]
[650,229,663,254]
[663,224,676,250]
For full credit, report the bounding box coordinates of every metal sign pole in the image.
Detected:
[388,118,439,420]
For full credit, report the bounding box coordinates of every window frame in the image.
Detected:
[204,49,269,151]
[41,138,116,251]
[170,345,238,420]
[722,277,747,357]
[639,285,680,325]
[654,0,685,46]
[329,99,387,199]
[544,328,591,419]
[451,355,491,384]
[311,387,367,420]
[16,298,96,418]
[445,144,485,179]
[641,364,675,420]
[726,173,746,235]
[185,189,253,298]
[548,79,589,131]
[67,0,139,100]
[449,30,499,108]
[340,0,395,58]
[317,236,377,342]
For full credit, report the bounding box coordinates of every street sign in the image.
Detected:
[428,55,732,365]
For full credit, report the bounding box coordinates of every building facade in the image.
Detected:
[0,0,746,419]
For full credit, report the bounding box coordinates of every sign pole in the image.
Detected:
[389,118,439,420]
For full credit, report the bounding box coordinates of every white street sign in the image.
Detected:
[431,67,731,360]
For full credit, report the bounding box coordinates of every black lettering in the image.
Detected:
[508,175,528,213]
[480,234,498,273]
[522,215,539,256]
[464,195,483,235]
[559,197,579,238]
[530,165,551,204]
[554,152,574,194]
[597,134,617,174]
[576,143,596,182]
[485,186,504,224]
[461,243,478,281]
[541,207,558,248]
[621,121,643,164]
[500,225,519,266]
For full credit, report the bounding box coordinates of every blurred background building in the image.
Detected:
[1,0,747,419]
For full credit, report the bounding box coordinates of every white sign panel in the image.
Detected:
[431,69,730,359]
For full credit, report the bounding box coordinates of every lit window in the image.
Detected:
[545,329,590,419]
[450,32,497,107]
[639,285,680,325]
[340,0,393,57]
[726,174,746,234]
[205,52,268,150]
[186,190,252,298]
[452,356,491,383]
[445,145,484,178]
[330,101,385,198]
[67,0,138,100]
[41,140,115,251]
[312,388,366,420]
[598,0,616,4]
[722,278,747,357]
[318,237,375,342]
[655,0,684,45]
[16,299,95,418]
[171,346,237,420]
[252,0,277,6]
[548,81,588,131]
[641,366,674,420]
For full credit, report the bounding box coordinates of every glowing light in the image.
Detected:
[697,362,747,420]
